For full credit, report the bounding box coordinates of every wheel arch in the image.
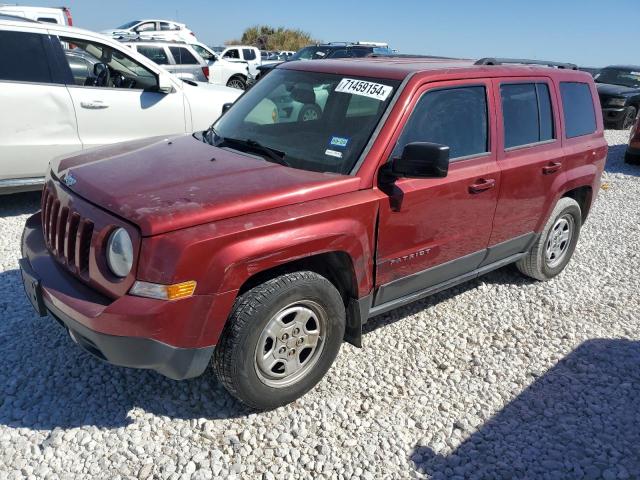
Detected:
[562,185,593,223]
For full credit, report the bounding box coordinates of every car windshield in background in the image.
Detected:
[208,69,399,174]
[117,20,141,29]
[595,68,640,88]
[291,46,334,61]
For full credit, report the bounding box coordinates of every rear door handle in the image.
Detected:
[468,178,496,194]
[542,161,562,175]
[80,100,109,109]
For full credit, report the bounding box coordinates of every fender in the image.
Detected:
[535,162,599,232]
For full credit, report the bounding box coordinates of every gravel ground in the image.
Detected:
[0,130,639,480]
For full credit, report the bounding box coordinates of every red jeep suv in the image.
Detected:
[20,56,606,409]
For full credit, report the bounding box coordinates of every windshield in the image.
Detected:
[291,46,334,61]
[595,68,640,88]
[117,20,141,29]
[209,69,399,174]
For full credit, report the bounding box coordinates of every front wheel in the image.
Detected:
[516,197,582,281]
[212,271,345,409]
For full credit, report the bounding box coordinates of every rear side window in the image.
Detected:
[0,31,52,83]
[169,47,198,65]
[501,83,554,148]
[394,86,488,160]
[560,82,597,138]
[137,46,169,65]
[243,48,256,61]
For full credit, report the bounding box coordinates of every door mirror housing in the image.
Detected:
[221,102,234,115]
[157,72,174,93]
[389,142,450,179]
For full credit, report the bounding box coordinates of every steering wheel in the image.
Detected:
[95,64,111,87]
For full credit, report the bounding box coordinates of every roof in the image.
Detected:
[279,57,594,82]
[0,12,36,22]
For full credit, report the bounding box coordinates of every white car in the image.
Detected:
[221,45,279,77]
[0,16,241,194]
[102,19,197,43]
[189,42,253,90]
[0,4,72,25]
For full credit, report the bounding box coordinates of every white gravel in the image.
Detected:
[0,130,639,479]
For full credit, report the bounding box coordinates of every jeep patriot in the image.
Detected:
[20,56,607,409]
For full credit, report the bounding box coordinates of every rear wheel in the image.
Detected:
[516,197,582,281]
[212,271,345,409]
[226,75,247,90]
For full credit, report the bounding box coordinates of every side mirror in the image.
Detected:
[221,102,233,115]
[388,142,450,180]
[157,73,173,93]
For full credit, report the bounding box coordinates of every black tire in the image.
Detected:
[212,271,345,410]
[516,197,582,281]
[226,75,247,90]
[619,106,637,130]
[297,104,322,122]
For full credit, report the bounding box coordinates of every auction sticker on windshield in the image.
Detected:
[335,78,393,101]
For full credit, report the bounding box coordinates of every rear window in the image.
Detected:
[560,82,597,138]
[169,47,198,65]
[0,31,52,83]
[393,86,488,160]
[137,46,169,65]
[243,48,256,61]
[500,83,554,149]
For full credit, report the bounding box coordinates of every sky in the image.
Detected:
[32,0,638,67]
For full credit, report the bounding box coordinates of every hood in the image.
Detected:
[596,82,640,97]
[53,135,359,236]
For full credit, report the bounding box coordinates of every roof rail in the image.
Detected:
[475,57,578,70]
[369,53,460,60]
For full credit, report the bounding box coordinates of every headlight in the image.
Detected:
[106,228,133,277]
[609,97,627,107]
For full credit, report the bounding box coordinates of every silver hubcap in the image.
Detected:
[228,79,244,90]
[301,108,318,121]
[254,300,325,388]
[545,215,573,268]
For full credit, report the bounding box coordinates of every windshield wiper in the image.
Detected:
[218,137,291,167]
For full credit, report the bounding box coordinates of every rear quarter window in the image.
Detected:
[0,31,52,83]
[169,47,199,65]
[560,82,597,138]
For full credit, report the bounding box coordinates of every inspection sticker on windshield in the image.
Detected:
[330,136,350,148]
[335,78,393,101]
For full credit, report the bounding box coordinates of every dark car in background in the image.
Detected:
[256,41,393,79]
[595,66,640,129]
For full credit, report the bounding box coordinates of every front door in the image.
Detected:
[374,80,500,307]
[58,33,186,149]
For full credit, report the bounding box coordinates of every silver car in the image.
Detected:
[124,40,210,82]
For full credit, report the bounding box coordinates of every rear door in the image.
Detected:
[489,77,564,248]
[0,27,81,181]
[374,79,501,307]
[56,32,187,148]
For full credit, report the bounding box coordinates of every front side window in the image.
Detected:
[137,46,169,65]
[224,49,240,59]
[560,82,597,138]
[135,22,155,32]
[501,83,554,149]
[169,46,198,65]
[595,68,640,88]
[207,69,399,174]
[393,86,488,160]
[243,49,257,61]
[0,31,52,83]
[60,37,157,90]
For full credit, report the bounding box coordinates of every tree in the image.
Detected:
[226,25,320,51]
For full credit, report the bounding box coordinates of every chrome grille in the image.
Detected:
[41,186,94,276]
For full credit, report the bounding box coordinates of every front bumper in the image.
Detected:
[20,212,214,380]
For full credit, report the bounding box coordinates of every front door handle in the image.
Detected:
[542,161,562,175]
[469,178,496,194]
[80,100,109,109]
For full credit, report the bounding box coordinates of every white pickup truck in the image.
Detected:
[0,15,241,194]
[220,45,279,77]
